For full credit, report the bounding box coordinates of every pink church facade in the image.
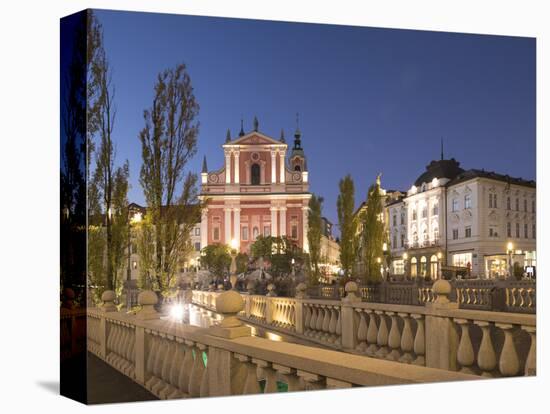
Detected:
[199,120,310,254]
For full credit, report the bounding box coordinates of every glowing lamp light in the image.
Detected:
[403,252,408,260]
[131,212,142,224]
[170,304,185,322]
[507,242,514,252]
[437,251,443,259]
[377,257,382,264]
[230,238,238,251]
[382,242,387,252]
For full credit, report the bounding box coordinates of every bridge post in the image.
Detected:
[134,291,160,385]
[341,282,361,350]
[425,280,459,371]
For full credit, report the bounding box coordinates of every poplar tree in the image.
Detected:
[337,175,358,277]
[361,181,385,284]
[307,195,324,285]
[138,63,202,299]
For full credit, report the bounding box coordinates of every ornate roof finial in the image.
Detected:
[202,155,208,173]
[280,128,285,143]
[239,117,245,137]
[253,115,259,132]
[225,129,231,143]
[376,172,382,187]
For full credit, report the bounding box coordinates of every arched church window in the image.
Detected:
[253,227,259,240]
[251,163,260,185]
[294,164,301,171]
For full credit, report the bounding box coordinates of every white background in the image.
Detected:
[0,0,547,412]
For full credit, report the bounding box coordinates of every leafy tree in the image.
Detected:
[87,12,130,293]
[236,253,249,274]
[337,174,358,277]
[138,63,202,299]
[250,235,303,277]
[361,180,385,284]
[200,244,231,277]
[307,195,324,285]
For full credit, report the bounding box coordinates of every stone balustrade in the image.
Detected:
[192,280,536,378]
[88,288,479,400]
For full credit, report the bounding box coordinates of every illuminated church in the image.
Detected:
[199,117,311,254]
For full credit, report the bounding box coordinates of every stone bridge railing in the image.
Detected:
[88,289,479,400]
[305,279,535,314]
[192,280,536,378]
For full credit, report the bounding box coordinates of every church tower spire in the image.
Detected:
[239,117,245,137]
[293,112,302,149]
[202,155,208,173]
[225,129,231,143]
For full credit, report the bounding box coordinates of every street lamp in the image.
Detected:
[506,241,514,279]
[229,238,238,289]
[403,252,408,279]
[382,242,390,280]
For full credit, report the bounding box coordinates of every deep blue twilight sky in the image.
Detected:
[94,9,536,234]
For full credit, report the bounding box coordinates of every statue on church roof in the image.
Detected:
[253,116,259,132]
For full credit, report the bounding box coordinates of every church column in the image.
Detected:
[224,207,232,244]
[270,207,278,237]
[279,207,287,237]
[302,206,309,253]
[200,208,208,249]
[279,152,285,184]
[225,150,231,184]
[234,150,240,184]
[271,151,277,184]
[233,207,241,249]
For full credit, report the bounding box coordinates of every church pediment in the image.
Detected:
[227,132,284,147]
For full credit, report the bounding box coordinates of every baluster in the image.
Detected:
[145,333,161,390]
[454,319,475,374]
[522,325,536,376]
[475,321,497,377]
[189,343,205,397]
[309,305,318,336]
[304,305,311,334]
[496,324,520,377]
[167,339,185,399]
[335,308,342,345]
[386,312,402,361]
[322,306,331,340]
[398,313,414,363]
[328,307,337,343]
[365,310,379,356]
[273,365,305,392]
[145,332,157,383]
[315,306,324,338]
[253,359,278,393]
[289,304,296,330]
[235,354,261,394]
[356,310,368,352]
[412,314,425,366]
[158,338,178,399]
[297,370,326,390]
[199,345,209,397]
[151,334,170,396]
[177,340,194,396]
[375,311,389,358]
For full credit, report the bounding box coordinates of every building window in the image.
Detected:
[421,206,427,218]
[420,256,427,277]
[515,198,519,211]
[242,226,249,241]
[253,226,259,240]
[392,234,397,249]
[489,226,498,237]
[524,199,527,212]
[465,226,471,238]
[452,252,472,268]
[532,224,536,239]
[393,259,404,275]
[195,227,200,236]
[464,194,472,209]
[515,222,520,238]
[452,198,458,212]
[251,163,261,185]
[132,260,138,269]
[430,255,438,279]
[488,194,493,208]
[400,233,405,248]
[194,242,201,251]
[400,212,405,225]
[410,257,417,277]
[412,210,417,220]
[452,229,458,240]
[507,197,511,210]
[494,194,498,208]
[392,215,397,226]
[264,226,270,237]
[524,223,528,239]
[434,227,439,240]
[432,202,439,216]
[294,164,301,171]
[507,222,511,237]
[291,224,298,239]
[213,226,220,241]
